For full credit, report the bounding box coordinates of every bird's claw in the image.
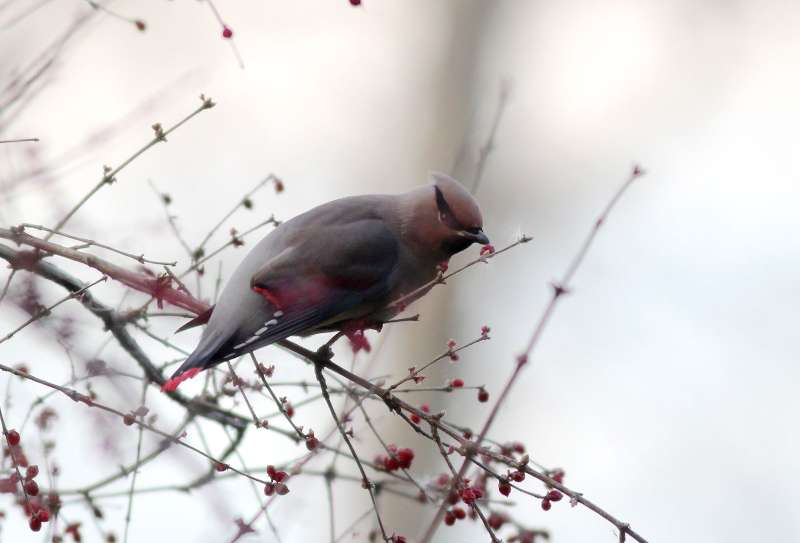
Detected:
[316,344,335,361]
[381,391,400,414]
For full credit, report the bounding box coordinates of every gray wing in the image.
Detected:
[166,217,399,384]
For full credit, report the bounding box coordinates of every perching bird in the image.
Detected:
[162,172,489,391]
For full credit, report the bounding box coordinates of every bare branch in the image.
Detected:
[47,95,215,237]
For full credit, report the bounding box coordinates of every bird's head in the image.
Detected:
[402,172,490,259]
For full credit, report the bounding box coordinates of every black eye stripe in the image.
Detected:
[434,186,468,230]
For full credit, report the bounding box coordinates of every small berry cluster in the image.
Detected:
[410,403,429,425]
[305,430,319,451]
[540,489,563,511]
[406,366,425,384]
[443,505,467,526]
[263,465,289,496]
[5,430,52,531]
[459,485,484,505]
[375,445,414,472]
[446,339,459,361]
[487,511,509,530]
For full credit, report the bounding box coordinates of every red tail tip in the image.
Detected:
[161,367,202,392]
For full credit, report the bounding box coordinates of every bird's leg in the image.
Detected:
[316,331,344,360]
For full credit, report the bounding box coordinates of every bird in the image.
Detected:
[162,172,489,391]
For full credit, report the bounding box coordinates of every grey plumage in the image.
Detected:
[162,173,488,391]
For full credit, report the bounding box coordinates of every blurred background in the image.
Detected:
[1,1,799,542]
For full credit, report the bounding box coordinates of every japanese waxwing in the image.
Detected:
[162,172,489,391]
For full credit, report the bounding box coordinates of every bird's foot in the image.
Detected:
[316,331,345,360]
[316,344,335,361]
[380,391,401,414]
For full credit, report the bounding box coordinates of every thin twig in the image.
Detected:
[123,383,148,543]
[471,81,510,195]
[0,275,107,344]
[389,235,531,312]
[250,353,305,440]
[195,173,276,253]
[19,223,177,266]
[314,363,390,542]
[47,95,215,238]
[0,137,39,144]
[420,165,647,543]
[0,362,269,486]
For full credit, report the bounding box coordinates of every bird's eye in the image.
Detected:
[439,211,447,222]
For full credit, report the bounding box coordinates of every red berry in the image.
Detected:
[421,404,430,413]
[275,483,289,495]
[450,378,464,388]
[37,509,49,522]
[396,448,414,469]
[460,486,483,504]
[410,413,421,424]
[452,506,466,520]
[541,498,552,511]
[222,26,233,39]
[480,325,491,337]
[383,456,399,471]
[123,414,135,426]
[24,479,39,496]
[6,429,20,446]
[267,465,277,479]
[349,0,362,6]
[478,388,489,403]
[215,462,228,472]
[444,511,455,526]
[480,244,495,256]
[134,20,146,32]
[498,480,511,497]
[264,482,275,496]
[546,489,563,502]
[551,469,565,484]
[26,465,39,480]
[510,470,525,482]
[272,470,287,482]
[305,436,319,451]
[29,516,42,532]
[488,512,506,530]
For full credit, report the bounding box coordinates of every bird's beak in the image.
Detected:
[463,228,490,245]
